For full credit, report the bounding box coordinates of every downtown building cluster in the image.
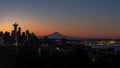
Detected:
[0,23,38,46]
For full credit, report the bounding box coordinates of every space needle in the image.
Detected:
[13,22,18,46]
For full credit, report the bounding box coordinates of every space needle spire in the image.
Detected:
[13,22,18,46]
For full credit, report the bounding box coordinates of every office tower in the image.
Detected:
[0,31,3,43]
[18,27,21,36]
[26,30,29,41]
[22,32,26,42]
[17,27,21,43]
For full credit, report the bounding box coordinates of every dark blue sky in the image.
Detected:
[0,0,120,38]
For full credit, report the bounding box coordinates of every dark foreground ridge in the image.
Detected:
[0,44,120,68]
[0,45,89,68]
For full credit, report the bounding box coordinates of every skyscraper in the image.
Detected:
[26,30,29,41]
[0,31,3,44]
[18,27,21,36]
[17,27,21,43]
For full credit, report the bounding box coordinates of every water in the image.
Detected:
[90,44,120,51]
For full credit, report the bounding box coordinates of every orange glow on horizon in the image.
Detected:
[0,21,120,39]
[0,26,120,39]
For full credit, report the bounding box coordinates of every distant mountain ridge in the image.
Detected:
[38,32,120,40]
[38,32,80,40]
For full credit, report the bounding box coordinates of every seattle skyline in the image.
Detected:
[0,0,120,38]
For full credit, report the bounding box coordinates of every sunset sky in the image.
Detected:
[0,0,120,38]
